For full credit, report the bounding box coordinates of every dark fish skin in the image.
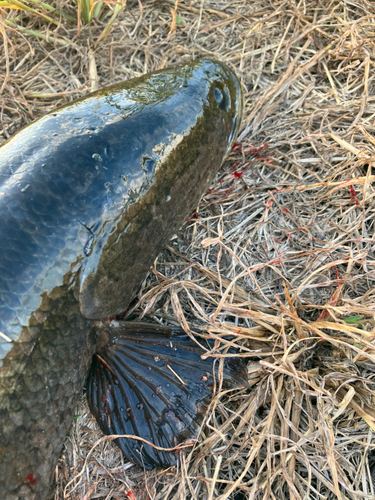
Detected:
[88,323,248,470]
[0,59,242,499]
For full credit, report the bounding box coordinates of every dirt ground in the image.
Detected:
[2,0,375,499]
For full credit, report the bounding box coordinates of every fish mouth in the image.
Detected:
[222,63,244,154]
[200,58,243,155]
[192,58,244,152]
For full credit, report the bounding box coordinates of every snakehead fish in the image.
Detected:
[0,59,243,499]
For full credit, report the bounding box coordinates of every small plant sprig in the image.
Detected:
[342,315,365,329]
[1,0,75,22]
[77,0,105,26]
[1,0,127,44]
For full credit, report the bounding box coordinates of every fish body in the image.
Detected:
[0,59,242,499]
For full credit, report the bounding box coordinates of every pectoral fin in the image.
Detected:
[87,322,246,469]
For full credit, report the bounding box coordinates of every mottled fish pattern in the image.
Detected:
[0,59,243,499]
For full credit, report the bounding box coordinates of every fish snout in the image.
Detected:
[200,59,243,155]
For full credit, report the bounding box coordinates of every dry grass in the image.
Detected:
[2,0,375,498]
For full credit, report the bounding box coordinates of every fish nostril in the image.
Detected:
[214,87,223,104]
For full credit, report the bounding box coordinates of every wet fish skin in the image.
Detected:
[88,323,248,470]
[0,59,242,499]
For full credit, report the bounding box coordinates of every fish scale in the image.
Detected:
[0,59,243,499]
[0,287,94,498]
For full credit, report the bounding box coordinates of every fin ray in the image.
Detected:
[87,322,246,468]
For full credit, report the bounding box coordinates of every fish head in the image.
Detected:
[78,59,243,320]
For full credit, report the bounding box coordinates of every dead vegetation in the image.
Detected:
[2,0,375,498]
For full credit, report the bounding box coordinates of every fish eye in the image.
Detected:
[214,86,231,111]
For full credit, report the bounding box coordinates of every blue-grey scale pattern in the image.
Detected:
[0,59,243,499]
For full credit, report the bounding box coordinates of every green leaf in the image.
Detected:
[176,16,183,23]
[342,315,365,330]
[342,315,362,323]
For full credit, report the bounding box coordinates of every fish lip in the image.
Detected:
[221,63,244,153]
